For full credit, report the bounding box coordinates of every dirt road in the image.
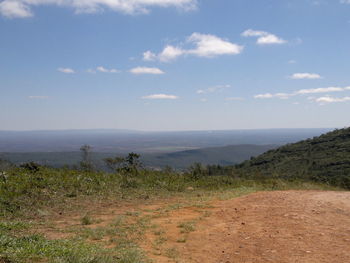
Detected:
[143,191,350,263]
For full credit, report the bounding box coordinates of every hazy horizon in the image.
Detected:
[0,127,340,133]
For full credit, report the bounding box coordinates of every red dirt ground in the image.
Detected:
[143,191,350,263]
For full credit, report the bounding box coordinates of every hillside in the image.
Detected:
[237,127,350,188]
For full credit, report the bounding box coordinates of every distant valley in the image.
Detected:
[0,128,333,169]
[0,144,276,169]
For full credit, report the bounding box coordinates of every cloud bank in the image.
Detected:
[254,86,350,104]
[314,96,350,104]
[0,0,197,18]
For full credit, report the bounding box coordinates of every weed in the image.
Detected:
[80,215,93,225]
[177,221,196,233]
[165,247,180,260]
[176,237,187,243]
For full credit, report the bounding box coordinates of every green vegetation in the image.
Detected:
[0,221,148,263]
[235,128,350,189]
[80,215,94,225]
[177,221,196,233]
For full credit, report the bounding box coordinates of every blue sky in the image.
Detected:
[1,0,350,131]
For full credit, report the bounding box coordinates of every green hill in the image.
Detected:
[236,128,350,189]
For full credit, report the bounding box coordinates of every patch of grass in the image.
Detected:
[154,236,168,246]
[0,221,30,232]
[80,215,93,225]
[153,229,165,236]
[177,221,196,233]
[176,237,187,243]
[165,247,180,260]
[0,231,147,263]
[125,211,141,217]
[0,215,152,263]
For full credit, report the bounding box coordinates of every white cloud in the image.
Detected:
[28,96,49,99]
[242,29,287,45]
[143,51,158,61]
[296,87,346,94]
[197,84,230,94]
[96,66,120,73]
[186,33,244,57]
[241,29,267,37]
[257,34,286,45]
[158,45,185,62]
[143,33,243,62]
[142,94,179,100]
[58,67,75,74]
[340,0,350,4]
[254,93,291,99]
[0,0,32,18]
[130,67,164,74]
[290,73,322,79]
[0,0,197,18]
[288,60,297,64]
[254,86,350,100]
[314,96,350,104]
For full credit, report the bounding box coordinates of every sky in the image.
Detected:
[0,0,350,131]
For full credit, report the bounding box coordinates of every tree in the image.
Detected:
[189,163,207,180]
[125,152,141,172]
[104,156,125,172]
[80,145,94,172]
[20,161,41,173]
[103,152,142,175]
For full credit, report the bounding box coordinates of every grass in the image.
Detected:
[177,221,196,233]
[0,213,152,263]
[164,247,180,260]
[1,166,342,218]
[0,165,344,263]
[0,231,147,263]
[80,215,93,225]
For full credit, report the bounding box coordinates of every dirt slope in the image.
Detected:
[143,191,350,263]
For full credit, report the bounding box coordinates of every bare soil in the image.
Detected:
[151,191,350,263]
[36,191,350,262]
